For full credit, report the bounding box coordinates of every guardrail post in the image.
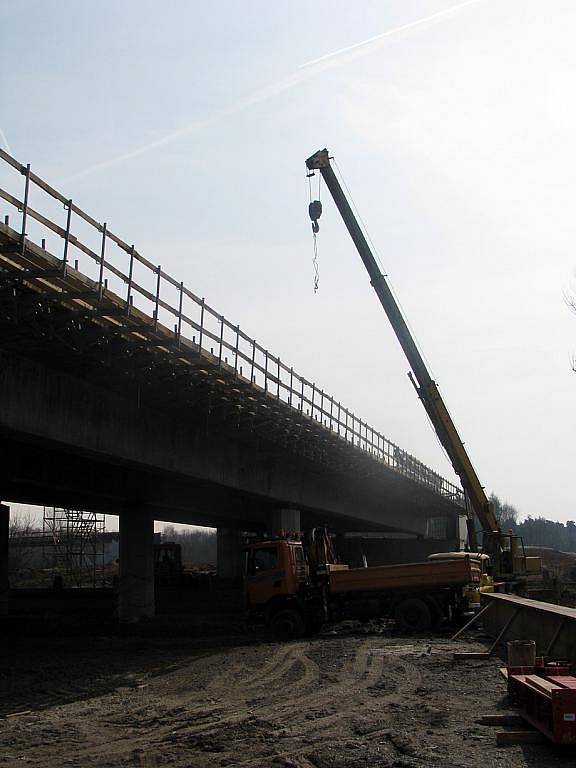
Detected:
[62,199,72,274]
[234,325,239,376]
[125,245,135,313]
[177,281,184,341]
[198,298,205,352]
[98,223,107,300]
[20,163,31,256]
[218,315,224,365]
[154,265,161,330]
[277,357,281,399]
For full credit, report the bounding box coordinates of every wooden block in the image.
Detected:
[496,730,545,746]
[478,714,525,726]
[524,675,561,695]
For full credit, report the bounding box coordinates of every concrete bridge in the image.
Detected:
[0,149,465,621]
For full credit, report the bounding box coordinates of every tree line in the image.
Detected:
[161,526,217,564]
[490,494,576,552]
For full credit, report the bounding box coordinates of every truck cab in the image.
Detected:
[244,538,324,639]
[245,539,308,606]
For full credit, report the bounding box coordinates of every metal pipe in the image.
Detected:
[20,163,31,255]
[98,223,107,299]
[126,244,135,312]
[62,199,72,273]
[154,265,161,329]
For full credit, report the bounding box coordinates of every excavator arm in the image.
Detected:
[305,149,501,552]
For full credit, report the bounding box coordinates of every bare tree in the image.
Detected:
[8,510,40,574]
[565,292,576,372]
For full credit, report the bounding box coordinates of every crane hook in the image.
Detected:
[309,200,322,234]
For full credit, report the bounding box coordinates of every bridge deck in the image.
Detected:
[0,148,464,511]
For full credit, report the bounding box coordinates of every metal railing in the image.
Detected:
[0,148,464,506]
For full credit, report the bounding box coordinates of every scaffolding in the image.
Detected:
[42,507,106,587]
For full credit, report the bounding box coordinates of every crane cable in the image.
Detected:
[330,158,466,489]
[307,170,322,293]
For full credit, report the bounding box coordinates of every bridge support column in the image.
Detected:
[268,508,301,536]
[0,504,9,616]
[217,529,244,581]
[118,509,155,623]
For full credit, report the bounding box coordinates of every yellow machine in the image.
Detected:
[305,149,540,585]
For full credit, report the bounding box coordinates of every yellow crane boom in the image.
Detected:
[305,148,516,571]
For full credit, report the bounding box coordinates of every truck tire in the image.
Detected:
[270,609,305,641]
[395,597,433,633]
[304,619,324,637]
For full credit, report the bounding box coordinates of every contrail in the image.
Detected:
[62,70,310,183]
[64,0,483,183]
[299,0,484,69]
[0,127,12,154]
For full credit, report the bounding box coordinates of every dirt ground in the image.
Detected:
[1,628,576,768]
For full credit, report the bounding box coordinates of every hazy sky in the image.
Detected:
[2,0,576,524]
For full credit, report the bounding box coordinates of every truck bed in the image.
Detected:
[327,557,482,595]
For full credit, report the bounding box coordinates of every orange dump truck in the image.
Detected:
[244,532,483,639]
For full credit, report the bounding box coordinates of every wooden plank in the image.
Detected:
[478,714,525,726]
[453,651,491,659]
[0,147,23,171]
[483,593,576,621]
[545,617,566,655]
[496,730,544,746]
[486,606,521,656]
[451,603,493,640]
[524,675,561,695]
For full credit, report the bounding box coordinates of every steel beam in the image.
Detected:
[481,593,576,663]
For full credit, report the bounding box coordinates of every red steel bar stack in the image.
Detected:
[508,657,576,744]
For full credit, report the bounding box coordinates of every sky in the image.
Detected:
[2,0,576,525]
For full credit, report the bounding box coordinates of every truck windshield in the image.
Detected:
[252,548,278,573]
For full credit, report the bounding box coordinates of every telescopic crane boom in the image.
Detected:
[305,149,506,563]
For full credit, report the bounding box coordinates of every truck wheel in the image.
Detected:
[270,609,305,641]
[395,598,432,633]
[304,620,324,637]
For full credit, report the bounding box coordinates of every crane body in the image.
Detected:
[305,149,537,581]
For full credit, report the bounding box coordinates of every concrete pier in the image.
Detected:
[269,508,301,536]
[0,504,9,616]
[118,509,155,623]
[217,528,244,580]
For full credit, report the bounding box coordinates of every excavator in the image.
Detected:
[305,149,540,586]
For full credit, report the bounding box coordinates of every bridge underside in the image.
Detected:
[0,224,460,535]
[0,349,456,535]
[0,222,463,536]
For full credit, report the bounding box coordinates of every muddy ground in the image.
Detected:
[1,628,575,768]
